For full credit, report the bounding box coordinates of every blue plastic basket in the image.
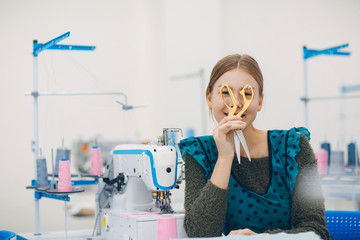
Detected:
[325,210,360,240]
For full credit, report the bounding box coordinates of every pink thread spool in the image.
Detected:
[58,159,72,192]
[158,216,178,240]
[315,149,328,175]
[90,146,103,176]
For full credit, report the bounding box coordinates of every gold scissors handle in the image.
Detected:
[220,84,254,117]
[238,85,254,117]
[220,83,237,116]
[220,83,254,164]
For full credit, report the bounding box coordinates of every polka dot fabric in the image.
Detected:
[179,127,310,235]
[179,136,219,179]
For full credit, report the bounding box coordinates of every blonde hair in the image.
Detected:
[206,54,263,96]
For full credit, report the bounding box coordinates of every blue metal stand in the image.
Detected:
[27,32,133,237]
[31,178,99,188]
[30,32,96,235]
[35,191,70,202]
[33,32,95,57]
[302,44,351,128]
[303,44,350,60]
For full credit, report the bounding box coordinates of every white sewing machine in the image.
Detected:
[94,129,187,240]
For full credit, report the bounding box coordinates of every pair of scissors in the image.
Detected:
[220,83,254,164]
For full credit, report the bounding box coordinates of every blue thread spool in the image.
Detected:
[321,142,331,166]
[347,142,357,167]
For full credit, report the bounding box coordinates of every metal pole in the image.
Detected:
[303,58,309,128]
[25,92,128,97]
[33,54,41,235]
[304,95,360,101]
[352,185,356,211]
[170,69,206,135]
[65,201,68,240]
[339,92,346,151]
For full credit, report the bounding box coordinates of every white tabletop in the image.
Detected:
[177,231,321,240]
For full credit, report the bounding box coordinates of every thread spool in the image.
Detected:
[329,150,345,175]
[157,216,178,240]
[90,146,103,176]
[315,150,328,175]
[321,141,331,166]
[36,157,49,188]
[54,148,71,176]
[58,159,72,192]
[347,142,357,167]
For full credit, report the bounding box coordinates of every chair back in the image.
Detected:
[325,210,360,240]
[0,230,16,240]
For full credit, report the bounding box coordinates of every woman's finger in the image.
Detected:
[218,121,246,133]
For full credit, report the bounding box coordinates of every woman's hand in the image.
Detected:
[229,228,269,235]
[229,228,257,235]
[212,115,246,161]
[210,115,246,189]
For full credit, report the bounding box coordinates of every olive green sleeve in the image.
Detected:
[183,152,228,237]
[269,134,331,240]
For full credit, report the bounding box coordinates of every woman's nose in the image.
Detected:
[234,94,243,108]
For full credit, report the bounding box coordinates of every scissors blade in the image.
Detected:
[237,130,251,162]
[233,130,241,164]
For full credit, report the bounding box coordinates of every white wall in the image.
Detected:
[0,0,168,233]
[164,0,222,136]
[221,0,360,152]
[0,0,359,234]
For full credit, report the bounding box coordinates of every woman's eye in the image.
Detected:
[244,90,253,96]
[221,91,229,95]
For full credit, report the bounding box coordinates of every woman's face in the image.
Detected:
[206,68,263,128]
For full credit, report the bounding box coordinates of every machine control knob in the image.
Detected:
[166,167,172,173]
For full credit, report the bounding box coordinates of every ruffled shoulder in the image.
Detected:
[269,127,311,195]
[287,127,311,159]
[179,136,217,179]
[293,127,310,140]
[286,127,311,193]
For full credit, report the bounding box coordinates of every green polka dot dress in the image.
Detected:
[179,127,310,235]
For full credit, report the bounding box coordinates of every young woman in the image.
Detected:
[179,54,331,239]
